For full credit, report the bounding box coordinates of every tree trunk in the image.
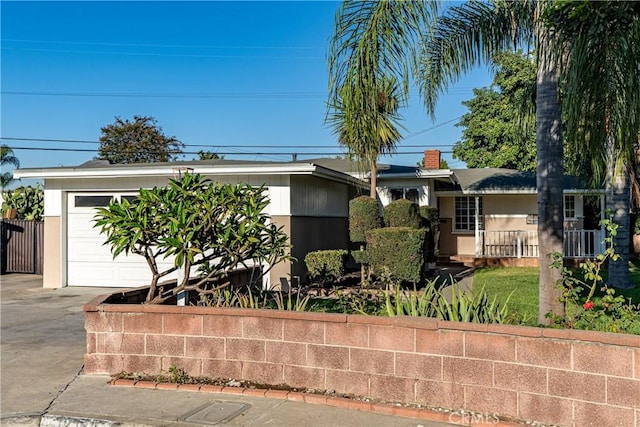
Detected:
[536,24,564,324]
[606,141,632,289]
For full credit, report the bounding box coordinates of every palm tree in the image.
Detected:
[544,1,640,289]
[329,0,565,322]
[1,145,20,189]
[327,78,404,198]
[327,1,436,199]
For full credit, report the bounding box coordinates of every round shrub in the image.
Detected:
[349,196,381,243]
[383,199,421,228]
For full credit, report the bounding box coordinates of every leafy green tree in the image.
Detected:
[545,0,640,289]
[195,150,224,161]
[454,51,537,171]
[94,173,291,304]
[1,145,20,189]
[97,115,184,164]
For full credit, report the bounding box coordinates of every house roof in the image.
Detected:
[12,157,366,187]
[442,168,591,194]
[303,158,453,179]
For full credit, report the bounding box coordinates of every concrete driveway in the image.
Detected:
[0,274,117,423]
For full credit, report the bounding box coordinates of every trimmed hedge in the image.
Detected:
[366,227,427,283]
[349,196,381,243]
[383,199,422,228]
[305,250,348,284]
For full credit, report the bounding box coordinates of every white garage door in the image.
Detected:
[67,193,176,287]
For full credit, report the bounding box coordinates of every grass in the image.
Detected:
[472,267,539,325]
[472,263,640,326]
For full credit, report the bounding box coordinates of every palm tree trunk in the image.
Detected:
[536,24,564,324]
[606,139,632,289]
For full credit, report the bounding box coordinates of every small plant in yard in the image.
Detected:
[94,172,292,304]
[305,250,348,285]
[550,217,640,335]
[383,270,512,323]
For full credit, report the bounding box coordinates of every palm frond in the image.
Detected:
[417,0,536,117]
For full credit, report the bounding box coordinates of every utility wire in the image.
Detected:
[0,136,456,149]
[4,146,453,156]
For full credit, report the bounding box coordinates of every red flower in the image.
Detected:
[583,301,594,310]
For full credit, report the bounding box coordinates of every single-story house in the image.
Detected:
[14,150,602,288]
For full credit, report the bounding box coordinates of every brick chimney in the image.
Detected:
[423,149,441,169]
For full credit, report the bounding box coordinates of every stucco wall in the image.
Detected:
[42,216,61,288]
[84,299,640,427]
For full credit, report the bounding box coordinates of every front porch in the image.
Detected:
[476,229,606,259]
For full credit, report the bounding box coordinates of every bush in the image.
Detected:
[366,227,426,283]
[1,185,44,221]
[383,199,422,228]
[305,250,348,284]
[420,206,439,262]
[419,206,439,232]
[349,196,381,243]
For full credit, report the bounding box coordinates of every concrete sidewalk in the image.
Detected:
[0,274,462,427]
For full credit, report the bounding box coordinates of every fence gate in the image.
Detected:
[0,219,44,275]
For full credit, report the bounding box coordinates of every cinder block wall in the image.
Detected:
[84,297,640,427]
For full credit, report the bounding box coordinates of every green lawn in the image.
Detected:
[472,264,640,326]
[472,267,540,325]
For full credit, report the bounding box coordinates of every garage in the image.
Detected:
[67,192,175,287]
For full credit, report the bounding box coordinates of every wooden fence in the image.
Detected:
[0,219,44,275]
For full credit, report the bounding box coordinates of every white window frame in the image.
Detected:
[454,196,483,232]
[564,195,576,219]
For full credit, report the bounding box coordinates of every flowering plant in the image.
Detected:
[549,216,640,335]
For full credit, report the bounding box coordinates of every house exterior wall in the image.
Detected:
[40,173,354,289]
[290,175,349,217]
[43,216,62,288]
[438,194,587,256]
[376,178,431,207]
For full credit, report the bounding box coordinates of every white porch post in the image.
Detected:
[474,196,480,257]
[600,193,606,253]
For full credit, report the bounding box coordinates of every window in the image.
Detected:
[565,195,576,219]
[121,195,139,204]
[390,187,419,204]
[454,196,483,232]
[74,195,113,207]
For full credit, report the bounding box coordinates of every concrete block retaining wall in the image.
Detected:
[84,294,640,426]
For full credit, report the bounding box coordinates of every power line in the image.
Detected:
[0,136,456,149]
[0,89,474,99]
[1,38,316,50]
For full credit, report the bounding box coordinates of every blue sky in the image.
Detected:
[1,1,491,178]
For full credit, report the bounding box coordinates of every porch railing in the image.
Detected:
[476,229,604,259]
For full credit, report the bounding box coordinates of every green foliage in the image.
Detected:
[97,115,184,164]
[454,51,537,172]
[0,144,20,189]
[351,249,368,265]
[1,185,44,221]
[349,196,381,243]
[94,172,292,304]
[551,217,640,335]
[305,250,348,284]
[197,285,310,312]
[366,227,426,283]
[634,216,640,235]
[383,199,422,228]
[384,279,511,324]
[195,150,224,160]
